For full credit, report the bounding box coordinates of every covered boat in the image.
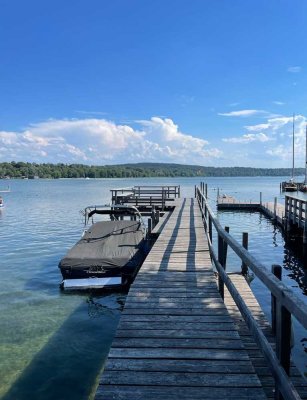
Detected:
[59,205,147,290]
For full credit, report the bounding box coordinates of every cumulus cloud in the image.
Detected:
[222,114,307,166]
[223,132,272,144]
[287,66,302,73]
[0,117,222,165]
[218,109,267,117]
[244,123,270,132]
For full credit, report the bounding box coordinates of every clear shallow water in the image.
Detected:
[0,176,306,399]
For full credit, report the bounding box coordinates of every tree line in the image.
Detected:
[0,161,305,179]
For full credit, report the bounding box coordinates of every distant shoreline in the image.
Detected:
[0,161,305,179]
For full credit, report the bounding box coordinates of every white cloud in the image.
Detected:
[245,123,270,132]
[222,114,307,166]
[273,101,285,105]
[218,109,267,117]
[287,66,302,73]
[223,132,272,144]
[0,117,222,165]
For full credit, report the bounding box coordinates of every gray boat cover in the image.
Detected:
[59,220,145,272]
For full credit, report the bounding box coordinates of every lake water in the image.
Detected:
[0,176,306,399]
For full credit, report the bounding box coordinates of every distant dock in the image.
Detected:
[217,193,307,245]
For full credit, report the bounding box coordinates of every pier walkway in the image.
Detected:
[95,198,266,399]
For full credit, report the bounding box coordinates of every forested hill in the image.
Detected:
[0,162,305,179]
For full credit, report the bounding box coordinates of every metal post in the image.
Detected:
[241,232,248,276]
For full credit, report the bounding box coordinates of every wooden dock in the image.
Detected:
[217,194,307,243]
[95,198,266,399]
[217,195,285,225]
[94,185,307,400]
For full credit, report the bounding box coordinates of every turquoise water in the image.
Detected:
[0,177,306,399]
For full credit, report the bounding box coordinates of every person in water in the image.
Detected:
[0,197,3,206]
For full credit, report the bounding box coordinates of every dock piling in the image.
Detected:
[218,226,229,300]
[241,232,248,276]
[271,264,292,399]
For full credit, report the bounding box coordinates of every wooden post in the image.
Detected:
[205,183,208,199]
[271,265,281,335]
[218,234,224,299]
[241,232,248,276]
[218,226,229,300]
[292,198,295,223]
[274,197,277,220]
[260,192,262,206]
[155,210,160,225]
[208,215,212,243]
[148,218,152,236]
[303,208,307,244]
[151,206,156,229]
[194,185,197,198]
[217,187,219,201]
[271,264,291,400]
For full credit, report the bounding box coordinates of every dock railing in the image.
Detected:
[285,195,307,243]
[196,183,307,400]
[111,185,180,208]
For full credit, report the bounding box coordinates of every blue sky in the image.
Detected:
[1,0,307,167]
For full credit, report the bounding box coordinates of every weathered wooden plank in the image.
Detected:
[117,322,237,331]
[104,358,254,373]
[121,307,229,316]
[125,298,224,307]
[108,347,250,360]
[112,337,244,349]
[115,329,240,339]
[127,292,221,299]
[101,370,262,387]
[95,385,267,400]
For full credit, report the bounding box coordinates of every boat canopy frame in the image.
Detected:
[83,204,147,236]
